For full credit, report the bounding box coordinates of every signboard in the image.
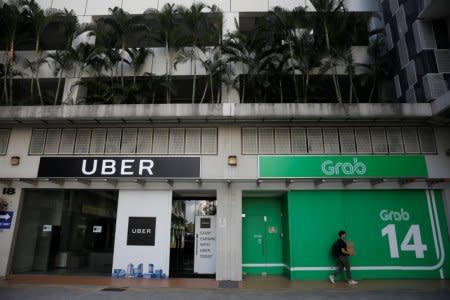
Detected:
[38,157,200,178]
[258,155,428,178]
[0,211,13,229]
[194,216,216,274]
[127,217,156,246]
[286,190,450,279]
[93,225,102,233]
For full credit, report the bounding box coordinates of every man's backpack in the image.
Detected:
[331,240,340,258]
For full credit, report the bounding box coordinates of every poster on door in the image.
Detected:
[194,216,216,274]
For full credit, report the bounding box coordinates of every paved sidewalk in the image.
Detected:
[1,279,449,300]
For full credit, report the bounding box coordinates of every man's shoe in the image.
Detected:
[348,280,358,285]
[329,275,335,284]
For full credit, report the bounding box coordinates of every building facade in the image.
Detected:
[0,0,450,285]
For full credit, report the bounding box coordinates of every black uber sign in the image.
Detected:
[37,157,200,178]
[127,217,156,246]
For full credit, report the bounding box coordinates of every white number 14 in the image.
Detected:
[382,224,428,259]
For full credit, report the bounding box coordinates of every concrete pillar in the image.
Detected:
[216,185,242,283]
[0,186,23,277]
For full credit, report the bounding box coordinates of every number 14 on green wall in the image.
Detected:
[382,224,428,259]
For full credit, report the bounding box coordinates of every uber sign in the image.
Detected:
[127,217,156,246]
[37,157,200,178]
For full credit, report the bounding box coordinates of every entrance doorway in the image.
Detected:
[11,189,118,275]
[242,193,286,276]
[170,191,216,278]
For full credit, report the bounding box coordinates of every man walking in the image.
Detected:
[329,230,358,285]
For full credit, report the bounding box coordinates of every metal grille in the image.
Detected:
[274,128,291,154]
[169,128,185,154]
[29,129,47,155]
[0,129,11,155]
[402,127,420,153]
[258,128,275,154]
[418,127,437,153]
[339,128,356,154]
[370,128,388,153]
[242,128,258,154]
[291,128,307,153]
[105,128,122,154]
[185,128,201,154]
[59,129,76,154]
[121,128,138,154]
[386,127,405,153]
[307,128,324,154]
[201,128,218,154]
[74,129,91,154]
[44,129,61,154]
[89,128,107,154]
[355,128,372,153]
[152,128,169,154]
[136,128,153,154]
[323,128,339,154]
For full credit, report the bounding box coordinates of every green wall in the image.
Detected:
[286,190,450,280]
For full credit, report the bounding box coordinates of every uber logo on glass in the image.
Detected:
[37,157,200,178]
[127,217,156,246]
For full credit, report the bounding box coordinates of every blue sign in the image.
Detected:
[0,211,13,229]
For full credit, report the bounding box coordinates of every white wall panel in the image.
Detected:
[113,190,172,277]
[122,0,158,13]
[85,0,121,16]
[52,0,87,15]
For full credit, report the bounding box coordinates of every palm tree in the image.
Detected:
[95,7,146,88]
[21,0,61,104]
[126,47,153,87]
[47,49,75,104]
[151,3,182,103]
[309,0,345,103]
[0,0,27,105]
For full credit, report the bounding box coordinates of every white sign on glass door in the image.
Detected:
[194,216,216,274]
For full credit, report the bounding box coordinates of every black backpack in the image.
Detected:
[331,240,340,258]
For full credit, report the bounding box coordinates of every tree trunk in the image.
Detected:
[209,72,214,103]
[289,43,300,102]
[241,76,246,103]
[304,71,310,103]
[54,70,63,105]
[324,22,342,103]
[368,78,376,103]
[279,79,283,103]
[2,55,8,105]
[165,39,170,104]
[200,77,208,103]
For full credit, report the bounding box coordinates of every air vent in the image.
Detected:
[435,49,450,73]
[242,128,258,154]
[274,128,291,154]
[44,129,61,154]
[355,128,372,153]
[136,128,153,154]
[386,127,405,153]
[121,128,138,154]
[185,128,201,154]
[405,61,417,87]
[59,129,76,154]
[423,73,448,100]
[418,127,437,153]
[339,128,356,154]
[258,128,275,154]
[89,128,107,154]
[105,128,122,154]
[307,128,324,154]
[397,36,409,68]
[402,128,420,153]
[169,128,185,154]
[323,128,339,154]
[152,128,169,154]
[291,128,307,153]
[29,129,47,155]
[74,129,91,154]
[0,129,10,155]
[201,128,218,154]
[370,128,388,153]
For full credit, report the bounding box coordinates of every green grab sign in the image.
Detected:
[258,155,428,178]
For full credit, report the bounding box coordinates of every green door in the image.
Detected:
[242,197,285,276]
[243,215,267,275]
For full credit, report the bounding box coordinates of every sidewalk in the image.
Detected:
[1,275,449,300]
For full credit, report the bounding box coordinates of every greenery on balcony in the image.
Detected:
[0,0,393,106]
